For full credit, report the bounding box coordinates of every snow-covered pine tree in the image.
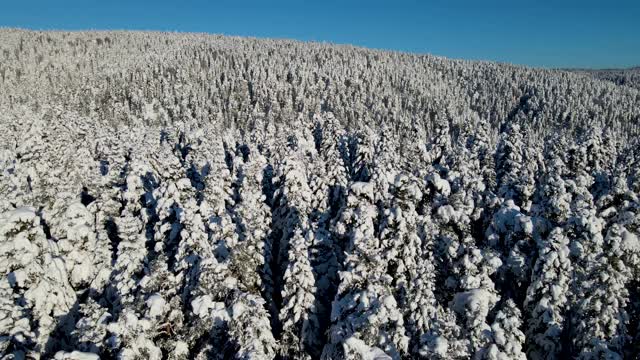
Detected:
[323,181,409,360]
[278,227,321,359]
[231,148,273,296]
[351,127,376,182]
[107,161,149,310]
[314,112,349,216]
[56,202,108,290]
[524,227,572,359]
[495,120,536,211]
[481,299,527,360]
[71,297,111,354]
[0,207,75,357]
[563,169,623,358]
[378,173,424,319]
[200,137,238,261]
[226,291,277,359]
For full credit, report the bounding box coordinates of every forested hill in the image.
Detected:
[0,29,639,138]
[1,29,640,360]
[571,67,640,92]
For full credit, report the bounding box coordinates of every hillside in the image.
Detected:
[575,67,640,91]
[1,29,639,359]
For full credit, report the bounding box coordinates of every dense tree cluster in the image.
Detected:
[0,29,639,359]
[573,67,640,92]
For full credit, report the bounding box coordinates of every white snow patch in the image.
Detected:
[191,295,214,318]
[343,336,392,360]
[172,341,190,357]
[351,181,375,199]
[452,289,498,317]
[146,294,166,318]
[428,173,451,197]
[622,229,639,252]
[430,336,449,357]
[54,351,100,360]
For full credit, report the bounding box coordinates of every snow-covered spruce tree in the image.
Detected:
[366,125,401,208]
[230,148,273,297]
[226,291,277,359]
[70,297,111,354]
[400,207,469,359]
[378,173,424,326]
[268,145,323,356]
[0,148,20,212]
[449,288,499,358]
[0,208,41,358]
[401,119,429,176]
[351,127,377,182]
[521,140,574,359]
[305,116,348,353]
[171,189,204,286]
[463,112,496,192]
[323,181,409,360]
[313,112,349,215]
[565,175,639,359]
[624,142,640,195]
[107,160,150,311]
[186,253,235,358]
[105,306,166,360]
[417,305,469,359]
[495,120,537,211]
[434,201,501,356]
[524,227,572,359]
[135,258,187,358]
[106,140,187,357]
[56,202,110,291]
[422,129,502,358]
[148,140,190,275]
[211,144,279,360]
[563,170,634,358]
[533,140,572,232]
[425,116,453,169]
[485,197,535,302]
[574,126,618,202]
[480,299,527,360]
[200,138,238,261]
[0,207,75,357]
[278,226,321,359]
[271,147,314,266]
[448,125,494,239]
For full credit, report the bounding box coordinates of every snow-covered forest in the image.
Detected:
[571,67,640,92]
[0,29,639,359]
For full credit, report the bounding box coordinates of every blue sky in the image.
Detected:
[1,0,638,69]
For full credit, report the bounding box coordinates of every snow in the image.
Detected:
[54,351,100,360]
[436,204,459,224]
[232,301,247,318]
[191,295,214,317]
[428,173,451,196]
[146,294,166,318]
[351,181,375,199]
[0,29,637,360]
[452,289,499,317]
[6,206,38,223]
[172,341,190,357]
[343,336,392,360]
[429,336,449,357]
[191,295,229,323]
[621,229,640,252]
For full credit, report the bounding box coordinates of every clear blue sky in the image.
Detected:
[2,0,639,69]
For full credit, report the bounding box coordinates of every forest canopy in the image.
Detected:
[0,29,639,360]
